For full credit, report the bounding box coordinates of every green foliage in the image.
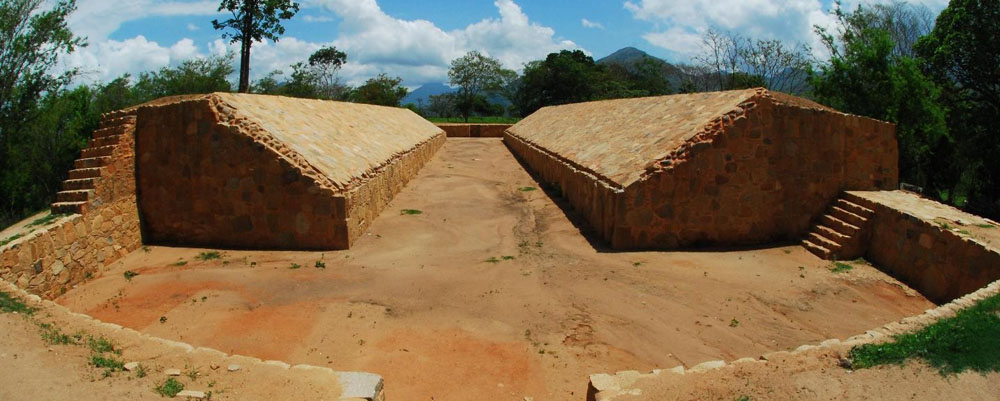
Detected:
[448,51,505,122]
[314,260,325,268]
[400,209,422,215]
[195,251,222,261]
[1,233,24,247]
[132,54,235,99]
[830,262,853,273]
[172,260,188,267]
[289,263,301,269]
[514,50,613,116]
[27,212,66,227]
[485,256,500,264]
[351,74,408,107]
[87,336,116,354]
[517,186,537,192]
[0,291,32,314]
[810,3,948,198]
[425,116,520,124]
[155,377,185,397]
[123,270,139,281]
[39,322,74,345]
[212,0,299,92]
[848,294,1000,374]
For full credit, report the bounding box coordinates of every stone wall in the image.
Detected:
[135,97,350,250]
[848,192,1000,303]
[612,96,897,249]
[436,123,511,138]
[344,133,445,244]
[0,111,142,298]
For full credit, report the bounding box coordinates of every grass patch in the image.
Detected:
[400,209,423,215]
[1,233,24,247]
[135,364,148,378]
[975,223,995,229]
[848,294,1000,375]
[27,213,67,228]
[426,116,521,124]
[87,336,117,355]
[289,263,301,270]
[517,186,537,192]
[155,377,185,397]
[730,318,740,328]
[195,251,222,261]
[501,255,515,260]
[123,270,139,281]
[830,262,853,273]
[485,256,500,264]
[171,260,188,267]
[315,261,326,268]
[39,322,75,345]
[0,291,32,314]
[91,354,125,375]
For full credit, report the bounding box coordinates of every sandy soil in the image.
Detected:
[612,345,1000,401]
[57,138,934,401]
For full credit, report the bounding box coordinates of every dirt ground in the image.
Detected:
[56,138,934,401]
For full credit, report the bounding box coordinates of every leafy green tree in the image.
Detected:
[351,74,408,107]
[427,93,457,117]
[916,0,1000,217]
[134,54,235,99]
[448,51,504,122]
[212,0,299,93]
[514,50,609,116]
[0,0,85,226]
[308,46,347,99]
[810,3,948,198]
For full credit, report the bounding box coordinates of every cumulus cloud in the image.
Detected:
[301,15,334,23]
[581,18,605,30]
[624,0,946,60]
[69,0,218,43]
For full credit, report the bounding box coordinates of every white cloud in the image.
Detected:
[581,18,605,30]
[301,15,334,23]
[69,0,219,42]
[624,0,946,60]
[186,22,200,31]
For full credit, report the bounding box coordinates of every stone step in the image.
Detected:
[91,125,126,138]
[801,239,832,259]
[841,192,878,211]
[51,201,87,215]
[98,114,135,129]
[80,145,115,158]
[68,167,102,180]
[820,214,861,236]
[836,198,874,217]
[56,189,92,203]
[816,225,850,242]
[807,232,842,251]
[88,134,122,148]
[74,156,111,169]
[62,178,97,191]
[830,206,868,227]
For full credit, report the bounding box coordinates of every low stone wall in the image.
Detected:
[847,191,1000,303]
[345,133,446,244]
[436,123,511,138]
[504,132,622,243]
[0,111,141,298]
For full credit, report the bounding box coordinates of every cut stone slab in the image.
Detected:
[176,390,207,399]
[165,368,182,376]
[336,371,384,400]
[227,364,240,372]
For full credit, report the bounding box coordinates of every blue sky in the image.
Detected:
[60,0,948,88]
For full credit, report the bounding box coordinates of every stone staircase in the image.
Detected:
[51,114,135,215]
[801,193,877,260]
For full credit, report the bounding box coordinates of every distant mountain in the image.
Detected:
[598,46,686,89]
[402,82,455,106]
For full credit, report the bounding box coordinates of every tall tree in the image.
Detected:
[694,29,811,93]
[448,51,504,122]
[212,0,299,93]
[308,46,347,99]
[351,74,408,107]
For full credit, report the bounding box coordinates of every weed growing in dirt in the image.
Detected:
[159,316,167,323]
[39,323,75,345]
[1,233,24,247]
[937,221,952,230]
[27,213,67,228]
[400,209,423,215]
[135,364,148,378]
[736,396,751,401]
[783,249,792,254]
[87,336,118,355]
[185,367,200,381]
[195,251,222,261]
[485,256,500,264]
[0,291,32,314]
[959,230,971,235]
[315,261,326,268]
[632,261,643,267]
[730,318,740,328]
[976,224,995,229]
[155,377,185,397]
[172,260,188,267]
[848,294,1000,375]
[502,255,515,260]
[123,270,139,281]
[290,263,301,270]
[142,246,151,253]
[91,354,125,377]
[830,262,853,273]
[518,186,537,192]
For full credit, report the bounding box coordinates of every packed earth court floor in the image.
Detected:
[54,138,934,400]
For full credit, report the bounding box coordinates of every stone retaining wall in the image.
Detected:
[0,111,141,298]
[436,123,511,138]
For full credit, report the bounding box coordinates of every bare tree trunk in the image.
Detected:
[239,38,251,93]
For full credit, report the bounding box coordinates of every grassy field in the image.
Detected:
[425,116,521,124]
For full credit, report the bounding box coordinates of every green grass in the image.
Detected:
[315,261,326,268]
[400,209,423,215]
[155,377,185,397]
[426,116,521,124]
[517,186,537,192]
[976,224,995,229]
[730,318,740,328]
[830,262,853,273]
[123,270,139,281]
[39,323,75,345]
[485,256,500,264]
[501,255,515,260]
[27,213,67,228]
[0,291,32,314]
[91,354,125,373]
[1,233,24,247]
[171,260,188,267]
[87,336,117,354]
[848,294,1000,375]
[195,251,222,261]
[289,263,301,270]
